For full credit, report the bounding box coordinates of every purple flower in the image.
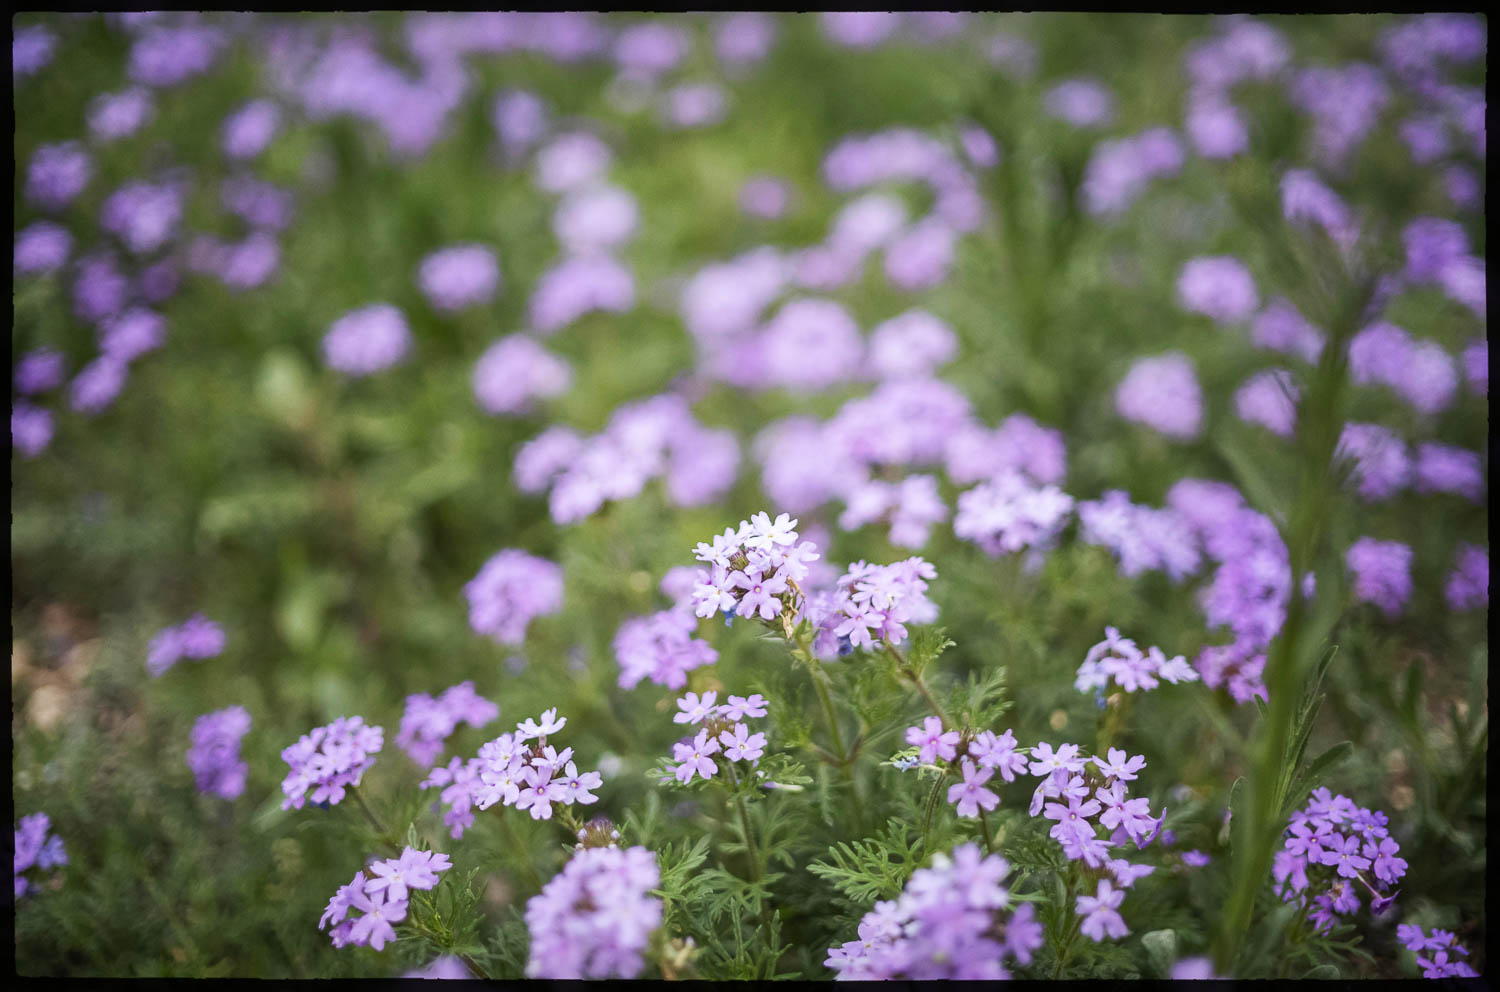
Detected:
[368,846,453,903]
[1235,368,1298,437]
[1076,879,1129,941]
[1461,339,1486,395]
[1077,492,1202,582]
[128,22,223,86]
[492,89,548,156]
[420,757,484,839]
[820,12,900,49]
[418,244,501,312]
[1186,96,1248,158]
[1170,957,1223,980]
[280,716,384,810]
[1445,543,1488,611]
[1044,78,1116,128]
[100,181,185,255]
[739,176,790,218]
[553,186,638,255]
[463,549,564,645]
[613,21,689,79]
[1081,128,1184,216]
[471,335,571,416]
[661,83,727,130]
[948,759,1000,818]
[14,223,72,276]
[14,348,66,395]
[534,132,612,193]
[758,298,864,392]
[321,304,412,376]
[524,846,662,979]
[1177,256,1259,324]
[221,99,280,159]
[720,723,767,763]
[883,219,957,291]
[528,255,635,334]
[1280,170,1358,248]
[13,25,56,79]
[26,142,93,210]
[671,729,720,784]
[98,308,166,363]
[1414,443,1482,501]
[88,88,155,142]
[11,404,54,459]
[221,176,294,230]
[69,357,129,415]
[1289,63,1390,165]
[1116,352,1202,440]
[716,13,777,67]
[1337,423,1410,501]
[1252,298,1325,363]
[13,812,66,898]
[614,609,717,690]
[1346,538,1413,618]
[186,705,251,799]
[397,682,500,767]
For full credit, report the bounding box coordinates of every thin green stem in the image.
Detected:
[724,761,763,884]
[805,651,868,833]
[978,807,995,856]
[348,785,401,852]
[883,643,952,728]
[497,813,544,891]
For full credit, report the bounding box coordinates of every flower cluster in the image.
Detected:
[14,813,68,898]
[514,394,738,524]
[1115,352,1203,440]
[1348,321,1458,415]
[1080,127,1183,217]
[1074,627,1198,699]
[186,705,252,799]
[897,720,1029,819]
[1395,924,1479,979]
[1272,788,1407,933]
[1336,423,1411,502]
[146,613,226,677]
[471,335,572,416]
[953,471,1075,557]
[838,474,948,549]
[1077,491,1201,582]
[690,511,818,628]
[321,303,412,377]
[396,681,500,767]
[1177,256,1259,324]
[418,243,500,312]
[662,690,770,785]
[614,608,718,691]
[826,843,1042,979]
[1345,538,1413,618]
[453,708,603,821]
[280,716,384,810]
[1026,741,1163,894]
[462,549,565,645]
[819,557,938,652]
[1445,543,1488,612]
[523,845,662,979]
[320,847,452,951]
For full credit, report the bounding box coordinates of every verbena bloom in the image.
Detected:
[1077,879,1129,941]
[1177,256,1259,323]
[1252,298,1325,363]
[1345,538,1413,618]
[14,812,67,898]
[826,843,1037,979]
[221,99,280,159]
[1413,443,1482,501]
[524,846,662,979]
[1336,423,1410,502]
[1349,322,1458,415]
[14,223,72,276]
[322,304,412,376]
[464,549,564,645]
[534,132,612,193]
[146,614,226,677]
[1081,128,1184,216]
[613,20,689,79]
[906,716,959,765]
[128,22,223,86]
[420,757,485,839]
[472,335,572,415]
[1288,62,1390,165]
[13,25,56,79]
[1396,923,1480,978]
[88,88,155,142]
[528,255,635,334]
[367,846,453,904]
[280,716,384,810]
[492,89,548,156]
[14,348,66,395]
[1186,95,1248,158]
[99,308,166,363]
[69,357,129,416]
[11,404,54,458]
[186,705,252,799]
[759,297,864,392]
[100,180,185,255]
[661,83,727,129]
[221,177,294,230]
[1044,77,1116,128]
[397,682,500,767]
[716,12,777,67]
[954,472,1074,556]
[884,219,957,291]
[1115,352,1202,440]
[1076,491,1201,582]
[27,142,93,210]
[553,186,638,254]
[821,12,900,48]
[1235,368,1298,437]
[614,610,717,689]
[1273,789,1406,933]
[948,759,1000,818]
[418,244,501,312]
[739,176,790,218]
[321,870,406,951]
[1280,169,1358,248]
[1461,339,1485,395]
[1445,543,1488,611]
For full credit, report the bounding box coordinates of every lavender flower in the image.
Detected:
[1413,443,1482,501]
[528,255,635,334]
[716,12,777,67]
[821,12,900,49]
[826,844,1037,979]
[1289,63,1390,165]
[463,549,564,645]
[1397,923,1480,978]
[99,308,166,363]
[1077,879,1129,941]
[1273,789,1407,933]
[14,813,67,898]
[69,357,129,416]
[146,613,226,677]
[524,846,662,979]
[321,304,412,376]
[13,25,56,79]
[953,472,1074,556]
[739,176,790,218]
[397,682,500,767]
[14,349,66,395]
[661,83,727,129]
[14,222,72,276]
[1076,491,1201,582]
[472,335,572,415]
[1252,298,1325,363]
[614,609,717,690]
[221,176,294,230]
[367,846,452,904]
[11,404,54,459]
[1235,368,1298,437]
[553,186,639,254]
[534,132,612,193]
[1445,543,1488,611]
[759,298,864,392]
[321,870,405,951]
[100,180,185,255]
[420,757,485,839]
[418,244,501,312]
[1044,78,1116,128]
[1461,339,1486,395]
[26,142,93,210]
[1081,128,1184,216]
[1186,96,1248,158]
[128,22,223,86]
[1115,352,1202,440]
[1337,423,1411,502]
[186,705,252,799]
[613,21,689,79]
[280,716,384,810]
[1345,538,1413,618]
[1075,628,1198,694]
[1177,256,1259,324]
[221,99,281,159]
[88,87,155,142]
[883,219,957,291]
[492,89,548,157]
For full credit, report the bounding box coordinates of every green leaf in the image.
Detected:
[1282,741,1353,818]
[1303,964,1340,979]
[1141,929,1177,977]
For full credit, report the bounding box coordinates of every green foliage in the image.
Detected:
[807,818,926,912]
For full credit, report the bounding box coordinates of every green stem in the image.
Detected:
[884,643,953,728]
[724,761,763,884]
[806,651,868,833]
[348,785,401,852]
[498,813,544,892]
[979,807,995,856]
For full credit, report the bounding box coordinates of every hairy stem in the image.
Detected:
[805,648,868,832]
[724,760,763,884]
[347,785,400,852]
[883,643,953,728]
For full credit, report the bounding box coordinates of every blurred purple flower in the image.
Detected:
[99,307,166,363]
[534,132,612,193]
[128,23,223,86]
[69,357,129,415]
[553,187,638,254]
[739,176,790,219]
[1178,256,1259,324]
[472,336,572,415]
[492,89,548,156]
[869,309,957,380]
[11,404,54,459]
[15,349,66,395]
[613,21,689,80]
[13,25,56,79]
[88,88,155,142]
[716,12,777,67]
[1116,352,1202,440]
[322,304,412,377]
[1251,297,1325,363]
[821,12,900,49]
[221,99,281,159]
[187,705,252,799]
[101,181,185,255]
[464,549,565,645]
[1413,443,1482,501]
[661,83,727,129]
[1445,543,1488,611]
[528,255,634,334]
[1346,538,1412,618]
[1044,78,1116,128]
[1235,369,1298,437]
[26,142,93,210]
[1336,423,1410,502]
[14,223,72,276]
[418,244,501,312]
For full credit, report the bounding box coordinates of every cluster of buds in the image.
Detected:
[574,816,623,852]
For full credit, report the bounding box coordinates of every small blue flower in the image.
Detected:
[837,635,853,657]
[720,608,734,628]
[892,755,919,771]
